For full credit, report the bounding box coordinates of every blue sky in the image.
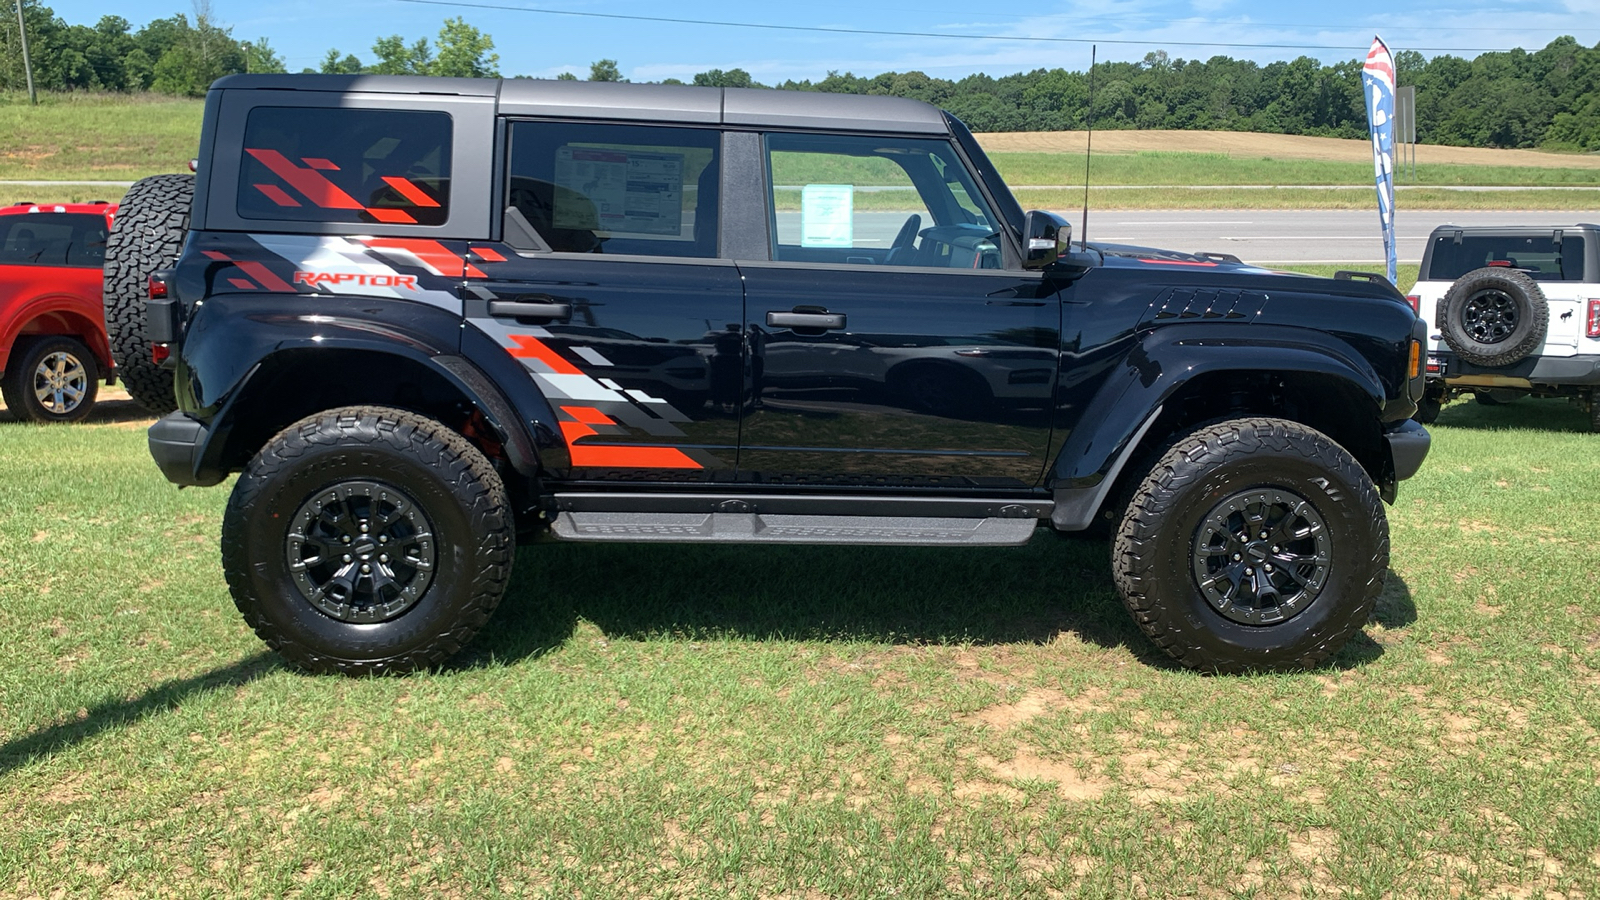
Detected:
[56,0,1600,81]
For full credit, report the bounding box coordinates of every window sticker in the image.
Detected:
[800,184,854,248]
[554,147,684,236]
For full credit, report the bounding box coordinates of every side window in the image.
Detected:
[0,214,108,267]
[764,133,1001,269]
[504,122,719,258]
[237,107,452,226]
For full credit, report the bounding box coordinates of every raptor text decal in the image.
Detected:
[293,271,418,290]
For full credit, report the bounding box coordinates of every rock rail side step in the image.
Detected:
[550,512,1039,546]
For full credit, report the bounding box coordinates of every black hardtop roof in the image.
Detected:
[209,74,951,134]
[1427,223,1600,235]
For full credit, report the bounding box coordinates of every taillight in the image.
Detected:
[148,274,168,299]
[1588,299,1600,338]
[1405,294,1420,314]
[151,343,171,365]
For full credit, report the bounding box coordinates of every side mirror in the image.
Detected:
[1022,210,1072,270]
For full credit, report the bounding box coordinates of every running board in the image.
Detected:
[550,512,1039,546]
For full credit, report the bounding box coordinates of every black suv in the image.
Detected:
[111,75,1430,675]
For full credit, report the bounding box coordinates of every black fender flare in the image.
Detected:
[1048,324,1386,530]
[177,296,568,483]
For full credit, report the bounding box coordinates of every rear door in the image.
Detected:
[463,120,743,480]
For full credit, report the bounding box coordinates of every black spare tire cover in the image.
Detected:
[1436,266,1548,368]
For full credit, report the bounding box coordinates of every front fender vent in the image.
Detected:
[1144,288,1269,325]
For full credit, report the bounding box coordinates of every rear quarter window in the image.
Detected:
[1426,234,1587,282]
[0,213,110,267]
[237,107,452,226]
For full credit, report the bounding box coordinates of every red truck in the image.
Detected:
[0,201,118,423]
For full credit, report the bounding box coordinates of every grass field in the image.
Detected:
[7,93,1600,209]
[1,384,1597,897]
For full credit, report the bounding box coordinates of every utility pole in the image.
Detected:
[14,0,36,105]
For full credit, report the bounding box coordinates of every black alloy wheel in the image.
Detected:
[1190,488,1331,626]
[285,480,437,624]
[1460,289,1520,344]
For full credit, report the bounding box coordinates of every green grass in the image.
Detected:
[0,93,202,182]
[1013,186,1600,211]
[990,151,1600,187]
[2,391,1598,897]
[1276,263,1422,293]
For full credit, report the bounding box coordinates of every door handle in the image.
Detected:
[489,299,572,320]
[767,310,846,330]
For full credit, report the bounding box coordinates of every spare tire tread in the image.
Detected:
[103,174,193,414]
[1436,266,1548,369]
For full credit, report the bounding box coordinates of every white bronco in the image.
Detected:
[1409,223,1600,431]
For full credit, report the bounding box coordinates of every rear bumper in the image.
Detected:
[1385,419,1431,482]
[148,412,226,487]
[1433,352,1600,387]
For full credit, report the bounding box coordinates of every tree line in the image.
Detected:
[6,1,1600,151]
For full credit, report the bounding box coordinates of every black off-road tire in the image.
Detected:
[103,173,192,415]
[1112,417,1389,674]
[1412,393,1442,425]
[1437,267,1548,368]
[2,335,100,424]
[221,406,514,675]
[1589,394,1600,434]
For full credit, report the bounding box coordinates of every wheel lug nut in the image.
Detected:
[342,554,352,563]
[379,535,389,543]
[1245,567,1255,576]
[1232,553,1242,561]
[361,564,371,574]
[1271,545,1279,553]
[342,535,352,544]
[1259,531,1268,540]
[379,554,389,563]
[360,523,370,533]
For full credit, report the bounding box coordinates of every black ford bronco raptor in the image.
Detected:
[110,75,1431,675]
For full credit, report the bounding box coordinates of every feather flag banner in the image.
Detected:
[1362,36,1398,285]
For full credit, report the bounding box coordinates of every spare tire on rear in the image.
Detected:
[103,173,193,415]
[1436,266,1547,368]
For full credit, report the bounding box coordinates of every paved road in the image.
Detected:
[1074,209,1595,265]
[786,209,1592,265]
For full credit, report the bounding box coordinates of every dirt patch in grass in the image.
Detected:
[972,749,1108,801]
[977,130,1600,168]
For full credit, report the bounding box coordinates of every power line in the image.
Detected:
[387,0,1543,54]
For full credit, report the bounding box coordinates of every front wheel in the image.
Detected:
[1112,417,1388,673]
[221,406,514,675]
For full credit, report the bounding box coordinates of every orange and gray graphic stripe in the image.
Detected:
[472,320,713,469]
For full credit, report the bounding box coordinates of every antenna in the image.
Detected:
[1080,44,1096,250]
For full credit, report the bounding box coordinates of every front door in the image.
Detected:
[464,120,743,480]
[736,132,1060,488]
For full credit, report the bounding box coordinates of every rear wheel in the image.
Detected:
[1112,417,1388,673]
[2,336,99,424]
[103,173,192,415]
[221,406,514,675]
